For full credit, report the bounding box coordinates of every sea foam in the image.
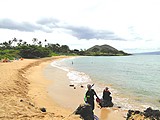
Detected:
[51,59,92,85]
[50,56,160,110]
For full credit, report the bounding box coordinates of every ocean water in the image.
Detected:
[51,55,160,110]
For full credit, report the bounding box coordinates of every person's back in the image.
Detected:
[86,89,95,102]
[85,84,99,110]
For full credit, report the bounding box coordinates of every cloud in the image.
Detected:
[66,26,125,40]
[36,18,60,28]
[0,18,125,40]
[36,18,125,40]
[0,19,43,32]
[0,18,54,33]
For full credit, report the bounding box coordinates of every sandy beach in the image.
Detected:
[0,56,127,120]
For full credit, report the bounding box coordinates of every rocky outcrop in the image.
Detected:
[75,103,94,120]
[99,99,114,108]
[127,107,160,120]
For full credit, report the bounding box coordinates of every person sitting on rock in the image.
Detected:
[99,87,113,107]
[103,87,111,101]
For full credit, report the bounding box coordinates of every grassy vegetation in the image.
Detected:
[0,49,20,60]
[0,38,130,60]
[0,38,80,60]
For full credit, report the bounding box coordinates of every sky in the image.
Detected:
[0,0,160,53]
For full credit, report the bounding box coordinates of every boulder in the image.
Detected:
[126,107,160,120]
[75,103,94,120]
[40,107,46,112]
[144,107,160,119]
[99,100,114,107]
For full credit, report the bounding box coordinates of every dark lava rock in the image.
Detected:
[144,107,160,119]
[75,103,94,120]
[81,85,84,88]
[127,107,160,120]
[40,107,46,112]
[99,99,114,108]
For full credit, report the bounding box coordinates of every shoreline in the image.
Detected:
[51,56,160,111]
[0,56,126,120]
[25,56,82,119]
[44,63,86,110]
[0,56,80,120]
[43,57,127,119]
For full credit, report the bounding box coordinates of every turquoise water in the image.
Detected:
[51,55,160,110]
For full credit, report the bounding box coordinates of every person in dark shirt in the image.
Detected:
[100,87,113,107]
[103,87,111,101]
[85,84,99,110]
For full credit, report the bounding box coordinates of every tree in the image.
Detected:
[19,39,23,43]
[8,40,12,46]
[17,39,23,46]
[23,41,27,46]
[12,37,18,46]
[47,43,60,53]
[19,45,52,58]
[59,45,70,53]
[32,38,38,45]
[56,43,60,47]
[44,39,47,47]
[38,41,42,46]
[2,41,11,49]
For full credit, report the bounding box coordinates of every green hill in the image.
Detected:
[85,44,130,56]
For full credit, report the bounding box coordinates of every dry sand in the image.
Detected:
[0,56,127,120]
[0,56,80,120]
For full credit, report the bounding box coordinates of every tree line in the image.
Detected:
[0,38,85,59]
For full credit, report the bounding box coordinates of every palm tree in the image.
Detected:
[56,43,60,48]
[38,41,42,46]
[32,38,38,45]
[44,39,47,47]
[17,39,23,46]
[2,41,10,48]
[23,41,27,46]
[19,39,23,43]
[8,40,12,45]
[12,37,17,46]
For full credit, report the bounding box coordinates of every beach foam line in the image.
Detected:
[51,60,69,72]
[51,59,92,86]
[50,58,131,110]
[67,71,92,85]
[50,57,146,111]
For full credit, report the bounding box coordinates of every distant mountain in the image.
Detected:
[135,51,160,55]
[85,44,130,56]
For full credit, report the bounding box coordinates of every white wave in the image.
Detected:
[67,71,92,85]
[50,60,69,72]
[50,60,92,85]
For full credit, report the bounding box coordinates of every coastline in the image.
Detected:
[0,56,126,120]
[44,64,85,110]
[0,56,80,120]
[43,57,127,119]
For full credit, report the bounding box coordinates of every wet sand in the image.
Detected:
[43,58,127,120]
[0,56,127,120]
